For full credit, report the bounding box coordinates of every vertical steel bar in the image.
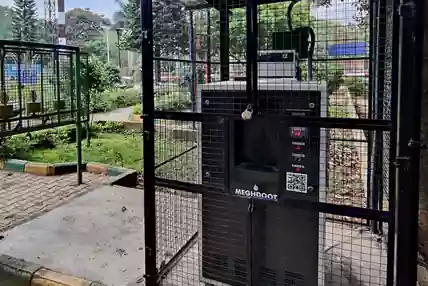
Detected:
[40,54,45,114]
[69,54,74,119]
[386,0,400,282]
[373,0,386,233]
[219,6,229,81]
[207,9,211,83]
[17,53,23,126]
[0,49,5,131]
[189,11,196,114]
[55,50,61,124]
[75,50,83,185]
[245,1,259,284]
[367,0,377,228]
[246,0,258,111]
[140,0,157,284]
[394,0,424,284]
[85,55,91,147]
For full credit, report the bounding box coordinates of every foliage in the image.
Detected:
[82,56,108,95]
[311,62,345,94]
[90,88,140,113]
[90,121,126,133]
[156,88,192,111]
[82,56,121,95]
[24,133,144,170]
[0,5,13,40]
[105,64,121,86]
[65,8,110,46]
[117,0,186,55]
[132,103,141,115]
[344,77,368,98]
[0,122,126,160]
[11,0,38,42]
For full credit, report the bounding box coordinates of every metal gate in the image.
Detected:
[139,0,425,285]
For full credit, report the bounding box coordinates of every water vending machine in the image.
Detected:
[197,48,328,286]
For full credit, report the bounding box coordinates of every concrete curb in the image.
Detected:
[0,254,105,286]
[110,169,138,187]
[0,159,134,178]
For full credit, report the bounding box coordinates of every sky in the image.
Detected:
[2,0,357,24]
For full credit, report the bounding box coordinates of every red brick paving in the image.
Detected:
[0,171,112,231]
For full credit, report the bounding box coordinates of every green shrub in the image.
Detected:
[0,123,125,160]
[91,88,140,113]
[344,77,368,98]
[303,62,345,94]
[132,104,141,115]
[91,121,125,133]
[156,90,192,111]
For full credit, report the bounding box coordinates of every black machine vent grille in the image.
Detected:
[284,270,305,286]
[260,267,278,285]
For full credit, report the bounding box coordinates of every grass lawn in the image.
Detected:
[26,133,144,170]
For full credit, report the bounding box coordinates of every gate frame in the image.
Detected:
[139,0,425,284]
[393,0,425,284]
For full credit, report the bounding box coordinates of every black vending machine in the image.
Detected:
[198,79,327,286]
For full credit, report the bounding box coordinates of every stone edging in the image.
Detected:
[0,159,134,178]
[0,254,105,286]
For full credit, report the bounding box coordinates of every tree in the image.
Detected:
[118,0,186,81]
[11,0,38,42]
[0,5,13,40]
[118,0,186,53]
[65,8,110,46]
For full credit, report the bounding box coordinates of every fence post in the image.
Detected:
[140,0,157,284]
[394,0,425,285]
[75,49,83,185]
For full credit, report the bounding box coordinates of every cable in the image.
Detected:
[287,0,315,80]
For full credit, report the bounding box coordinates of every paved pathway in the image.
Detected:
[91,107,133,122]
[0,171,112,232]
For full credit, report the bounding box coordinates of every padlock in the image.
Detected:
[241,105,253,120]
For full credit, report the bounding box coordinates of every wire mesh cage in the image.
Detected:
[0,40,89,137]
[139,0,422,284]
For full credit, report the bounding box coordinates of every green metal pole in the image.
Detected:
[69,55,74,119]
[55,50,61,124]
[75,51,83,185]
[85,55,91,147]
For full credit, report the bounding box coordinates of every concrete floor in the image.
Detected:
[0,184,387,286]
[0,185,146,286]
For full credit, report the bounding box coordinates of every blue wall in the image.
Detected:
[328,42,369,57]
[4,63,42,84]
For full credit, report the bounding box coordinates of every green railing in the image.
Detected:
[0,40,90,183]
[0,40,89,136]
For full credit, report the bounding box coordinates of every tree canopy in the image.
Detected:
[11,0,39,42]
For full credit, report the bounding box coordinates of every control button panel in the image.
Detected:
[290,127,308,140]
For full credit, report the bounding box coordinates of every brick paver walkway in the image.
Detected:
[0,171,112,231]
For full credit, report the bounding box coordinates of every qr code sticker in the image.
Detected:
[286,172,308,193]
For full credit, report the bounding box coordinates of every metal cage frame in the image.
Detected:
[140,0,425,284]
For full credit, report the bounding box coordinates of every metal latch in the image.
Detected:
[408,139,428,149]
[398,1,416,18]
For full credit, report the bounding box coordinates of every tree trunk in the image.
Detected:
[418,2,428,285]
